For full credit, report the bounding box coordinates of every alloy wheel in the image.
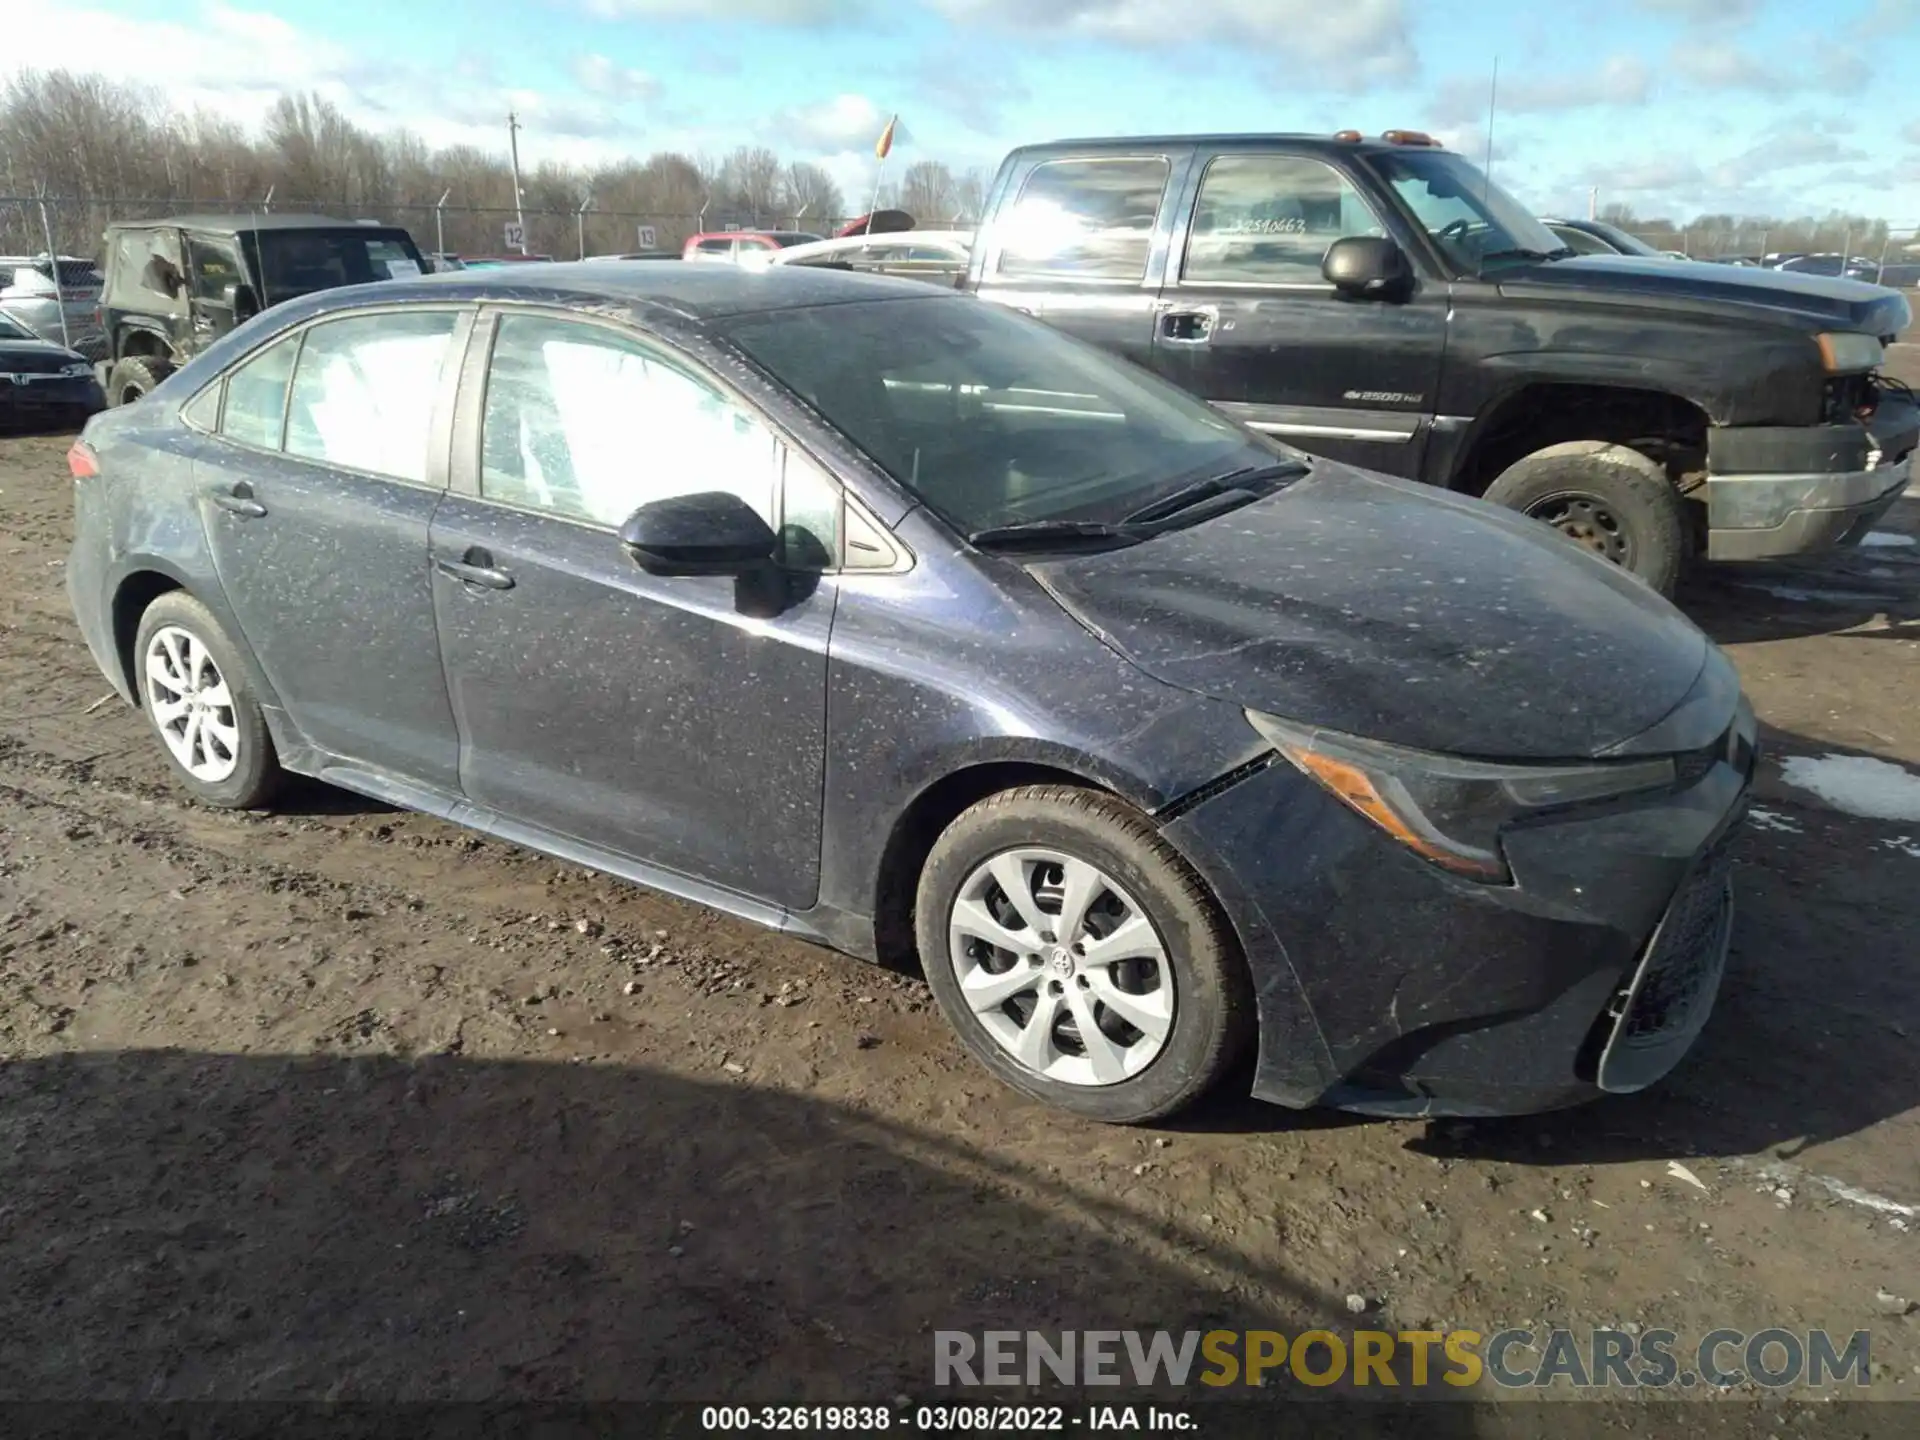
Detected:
[946,847,1174,1086]
[143,624,241,783]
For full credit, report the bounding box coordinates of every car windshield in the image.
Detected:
[719,297,1283,535]
[254,230,424,304]
[0,313,32,340]
[1365,149,1568,273]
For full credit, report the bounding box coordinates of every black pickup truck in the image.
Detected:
[961,130,1916,593]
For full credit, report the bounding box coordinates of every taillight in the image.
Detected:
[67,440,98,478]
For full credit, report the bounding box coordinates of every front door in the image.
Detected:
[1150,150,1449,479]
[194,307,470,789]
[972,150,1192,372]
[184,232,253,349]
[431,310,834,909]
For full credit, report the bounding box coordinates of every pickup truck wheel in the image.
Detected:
[1482,441,1684,595]
[107,356,168,408]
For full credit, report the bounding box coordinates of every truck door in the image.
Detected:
[970,148,1193,373]
[1149,149,1449,479]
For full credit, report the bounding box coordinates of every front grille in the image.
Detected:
[1614,837,1734,1049]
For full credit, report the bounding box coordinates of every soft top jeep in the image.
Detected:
[97,214,427,406]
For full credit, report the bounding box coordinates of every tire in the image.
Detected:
[915,785,1253,1124]
[133,591,283,809]
[1481,441,1685,596]
[107,355,169,408]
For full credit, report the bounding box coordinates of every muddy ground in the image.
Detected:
[0,417,1915,1421]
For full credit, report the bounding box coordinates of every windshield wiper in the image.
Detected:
[967,519,1144,552]
[1122,461,1307,525]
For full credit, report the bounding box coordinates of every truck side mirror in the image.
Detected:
[1323,237,1412,299]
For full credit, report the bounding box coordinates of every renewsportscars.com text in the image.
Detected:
[934,1327,1873,1390]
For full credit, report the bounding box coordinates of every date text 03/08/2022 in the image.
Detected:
[700,1405,1192,1432]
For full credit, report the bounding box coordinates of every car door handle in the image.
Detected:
[435,552,516,590]
[209,484,267,518]
[1158,309,1215,345]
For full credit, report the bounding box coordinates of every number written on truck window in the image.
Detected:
[995,157,1171,282]
[1183,155,1385,286]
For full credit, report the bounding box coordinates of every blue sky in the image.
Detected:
[12,0,1920,222]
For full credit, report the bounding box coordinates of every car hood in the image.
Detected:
[1027,463,1713,761]
[1500,254,1912,340]
[0,337,86,372]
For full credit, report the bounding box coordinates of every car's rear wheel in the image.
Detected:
[134,592,282,809]
[107,355,168,407]
[1481,441,1685,596]
[915,785,1253,1124]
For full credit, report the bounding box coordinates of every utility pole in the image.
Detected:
[577,189,592,261]
[507,112,527,254]
[1588,186,1598,221]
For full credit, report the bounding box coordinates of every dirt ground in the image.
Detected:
[0,415,1915,1419]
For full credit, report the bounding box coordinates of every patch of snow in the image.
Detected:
[1778,754,1920,822]
[1746,808,1803,834]
[1860,531,1916,548]
[1878,835,1920,859]
[1732,582,1888,605]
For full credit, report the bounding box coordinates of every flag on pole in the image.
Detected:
[875,114,899,160]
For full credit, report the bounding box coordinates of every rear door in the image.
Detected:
[193,306,470,790]
[1149,148,1449,478]
[184,232,251,348]
[972,148,1193,372]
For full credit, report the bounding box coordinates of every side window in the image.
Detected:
[1183,155,1384,285]
[697,238,733,256]
[779,450,841,569]
[995,157,1171,281]
[479,313,778,530]
[217,333,300,450]
[186,236,245,302]
[284,310,459,482]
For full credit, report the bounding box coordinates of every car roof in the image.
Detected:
[773,232,973,261]
[300,259,953,323]
[1007,132,1441,157]
[106,214,412,234]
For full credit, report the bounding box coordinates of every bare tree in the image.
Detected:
[899,160,955,222]
[951,166,990,225]
[784,161,844,229]
[716,145,786,225]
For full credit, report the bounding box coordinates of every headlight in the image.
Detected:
[1815,332,1883,373]
[63,362,92,377]
[1247,711,1678,882]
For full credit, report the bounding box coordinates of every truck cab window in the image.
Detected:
[1183,155,1383,285]
[995,157,1170,282]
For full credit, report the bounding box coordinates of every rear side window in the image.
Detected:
[1182,155,1384,285]
[218,334,300,450]
[284,311,459,482]
[697,238,733,255]
[995,157,1170,282]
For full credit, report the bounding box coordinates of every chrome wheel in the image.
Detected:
[143,624,240,783]
[946,848,1174,1087]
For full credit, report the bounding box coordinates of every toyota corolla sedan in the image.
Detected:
[66,264,1755,1124]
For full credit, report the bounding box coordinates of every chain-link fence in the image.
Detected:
[1612,221,1920,283]
[0,192,873,267]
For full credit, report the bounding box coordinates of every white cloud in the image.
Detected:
[1634,0,1762,22]
[1677,39,1866,94]
[572,53,661,104]
[1430,54,1651,127]
[581,0,870,17]
[928,0,1416,83]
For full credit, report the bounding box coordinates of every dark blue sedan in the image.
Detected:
[1,310,104,430]
[64,263,1754,1122]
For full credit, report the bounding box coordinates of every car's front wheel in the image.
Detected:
[134,591,283,809]
[107,355,169,407]
[1481,441,1685,595]
[916,785,1253,1124]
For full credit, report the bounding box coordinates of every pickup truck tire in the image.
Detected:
[107,356,169,408]
[1482,441,1684,595]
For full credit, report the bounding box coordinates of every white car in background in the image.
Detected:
[0,254,106,359]
[768,230,974,287]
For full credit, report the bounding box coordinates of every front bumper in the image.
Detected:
[1164,700,1756,1118]
[1703,395,1918,561]
[0,372,104,425]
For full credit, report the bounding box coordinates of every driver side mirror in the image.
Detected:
[1323,237,1412,299]
[223,281,259,322]
[618,491,778,576]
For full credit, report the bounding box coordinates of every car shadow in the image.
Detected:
[1406,729,1920,1172]
[272,774,399,817]
[0,1048,1487,1412]
[1675,514,1920,645]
